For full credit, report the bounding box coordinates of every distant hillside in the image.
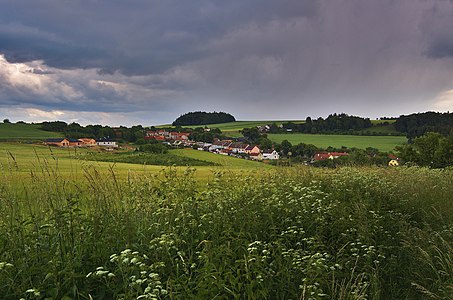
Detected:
[0,123,62,140]
[172,111,235,126]
[395,111,453,139]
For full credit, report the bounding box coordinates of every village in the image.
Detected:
[42,128,365,164]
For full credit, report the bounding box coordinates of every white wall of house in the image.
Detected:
[97,141,118,148]
[263,150,279,160]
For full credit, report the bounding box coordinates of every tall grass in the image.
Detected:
[0,156,452,299]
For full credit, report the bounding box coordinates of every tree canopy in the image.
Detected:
[172,111,235,126]
[394,112,453,139]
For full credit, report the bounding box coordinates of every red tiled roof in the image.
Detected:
[314,152,348,161]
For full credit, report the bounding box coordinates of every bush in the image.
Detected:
[138,143,168,154]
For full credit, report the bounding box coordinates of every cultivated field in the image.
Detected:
[268,133,407,152]
[0,123,62,140]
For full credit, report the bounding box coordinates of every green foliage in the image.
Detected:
[258,137,273,151]
[138,143,169,154]
[280,139,292,156]
[39,121,144,141]
[395,111,453,139]
[172,111,235,126]
[276,113,373,134]
[241,127,261,143]
[396,132,453,168]
[188,129,224,143]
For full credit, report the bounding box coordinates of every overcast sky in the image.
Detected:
[1,0,453,126]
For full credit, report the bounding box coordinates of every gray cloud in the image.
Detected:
[1,0,453,125]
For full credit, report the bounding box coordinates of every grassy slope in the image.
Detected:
[0,123,62,140]
[268,133,407,152]
[0,143,269,182]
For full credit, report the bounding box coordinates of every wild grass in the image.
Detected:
[0,154,452,299]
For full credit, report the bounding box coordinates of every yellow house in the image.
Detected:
[245,145,260,155]
[388,159,399,166]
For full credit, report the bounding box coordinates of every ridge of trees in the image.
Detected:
[394,111,453,139]
[172,111,235,126]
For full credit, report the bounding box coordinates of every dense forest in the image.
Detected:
[172,111,235,126]
[394,111,453,139]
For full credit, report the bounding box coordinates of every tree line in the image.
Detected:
[269,113,373,134]
[40,121,145,142]
[394,111,453,139]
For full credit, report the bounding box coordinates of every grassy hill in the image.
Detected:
[0,123,62,140]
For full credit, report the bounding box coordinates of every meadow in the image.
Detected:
[0,142,452,299]
[268,134,407,152]
[0,143,453,299]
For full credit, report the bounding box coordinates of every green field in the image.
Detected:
[0,123,62,140]
[268,133,407,152]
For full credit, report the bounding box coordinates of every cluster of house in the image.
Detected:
[44,138,118,148]
[312,151,400,166]
[145,130,190,143]
[313,152,349,161]
[199,139,280,160]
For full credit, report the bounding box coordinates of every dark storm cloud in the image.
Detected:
[420,1,453,59]
[1,0,453,125]
[0,0,318,75]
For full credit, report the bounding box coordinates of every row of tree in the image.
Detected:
[41,121,145,142]
[278,113,373,134]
